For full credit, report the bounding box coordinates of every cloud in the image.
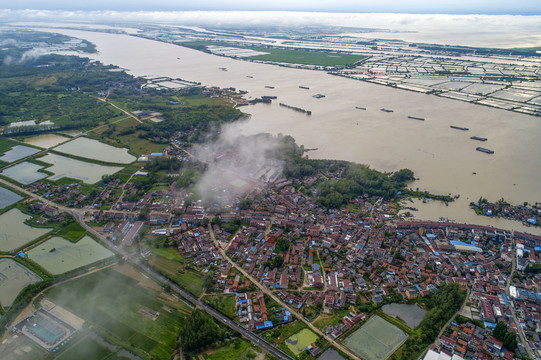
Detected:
[191,123,284,204]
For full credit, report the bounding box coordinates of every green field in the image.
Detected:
[45,267,189,359]
[181,41,366,66]
[56,221,86,242]
[342,315,408,360]
[200,338,255,360]
[285,328,318,356]
[148,247,204,297]
[203,294,237,320]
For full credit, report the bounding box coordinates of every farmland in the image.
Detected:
[45,267,190,360]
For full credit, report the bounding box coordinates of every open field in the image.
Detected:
[38,153,124,184]
[285,328,318,356]
[1,161,48,185]
[45,267,189,359]
[27,236,114,275]
[0,186,23,210]
[0,138,18,157]
[55,221,86,242]
[0,258,42,307]
[53,137,135,164]
[0,208,52,252]
[148,247,204,297]
[342,315,408,360]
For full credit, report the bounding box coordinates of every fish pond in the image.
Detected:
[53,137,135,164]
[0,208,52,252]
[1,161,48,185]
[27,236,114,275]
[38,153,124,184]
[381,303,427,329]
[0,258,42,307]
[0,186,23,210]
[24,134,70,149]
[0,145,40,163]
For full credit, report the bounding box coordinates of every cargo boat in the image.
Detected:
[356,106,366,110]
[470,136,487,141]
[264,85,275,89]
[299,86,310,89]
[313,94,325,99]
[476,147,494,154]
[380,108,393,112]
[450,125,469,131]
[408,116,425,121]
[246,75,253,78]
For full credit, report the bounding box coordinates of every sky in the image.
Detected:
[2,0,540,15]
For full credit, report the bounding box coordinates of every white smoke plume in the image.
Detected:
[191,123,284,204]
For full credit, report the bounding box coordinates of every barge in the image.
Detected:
[356,106,366,110]
[450,125,469,131]
[408,116,425,121]
[470,136,487,141]
[299,86,310,89]
[476,147,494,154]
[380,108,394,112]
[264,85,275,89]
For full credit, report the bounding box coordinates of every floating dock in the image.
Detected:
[450,125,469,131]
[476,147,494,154]
[470,136,487,141]
[408,116,425,121]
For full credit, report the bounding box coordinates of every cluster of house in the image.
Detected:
[29,181,89,208]
[437,322,514,360]
[236,291,292,330]
[471,200,540,227]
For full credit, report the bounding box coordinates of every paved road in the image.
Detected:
[506,247,533,358]
[208,226,362,360]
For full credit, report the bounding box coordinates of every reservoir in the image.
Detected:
[34,28,541,232]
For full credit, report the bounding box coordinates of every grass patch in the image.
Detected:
[56,221,86,242]
[56,333,123,360]
[201,338,252,360]
[148,247,204,297]
[285,328,318,356]
[203,294,237,320]
[0,137,18,155]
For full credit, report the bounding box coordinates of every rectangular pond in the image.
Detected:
[1,161,48,185]
[27,235,115,275]
[0,186,23,210]
[381,303,427,329]
[38,153,124,184]
[0,208,52,252]
[342,315,408,360]
[0,258,42,307]
[53,137,136,164]
[0,145,40,163]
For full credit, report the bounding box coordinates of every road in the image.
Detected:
[208,226,362,360]
[506,247,534,358]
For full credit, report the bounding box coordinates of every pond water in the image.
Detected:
[1,161,48,185]
[381,303,427,329]
[38,153,124,184]
[0,208,52,252]
[0,186,23,210]
[0,258,42,307]
[27,235,114,275]
[0,145,40,163]
[24,134,70,149]
[53,137,135,164]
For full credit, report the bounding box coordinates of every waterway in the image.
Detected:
[30,28,541,234]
